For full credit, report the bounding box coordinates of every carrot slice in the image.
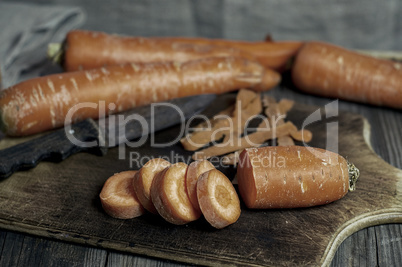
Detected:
[133,158,171,214]
[185,160,215,212]
[99,170,145,219]
[197,169,241,229]
[151,162,201,225]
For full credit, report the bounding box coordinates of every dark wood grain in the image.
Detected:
[0,93,401,266]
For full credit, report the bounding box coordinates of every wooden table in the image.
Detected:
[1,1,402,266]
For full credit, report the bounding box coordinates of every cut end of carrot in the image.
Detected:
[134,158,171,214]
[197,169,241,229]
[236,150,257,208]
[100,170,145,219]
[151,162,201,225]
[185,160,216,212]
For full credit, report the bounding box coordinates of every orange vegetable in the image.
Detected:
[133,158,171,214]
[185,159,215,212]
[237,146,359,209]
[60,30,302,72]
[99,170,145,219]
[292,41,402,109]
[197,169,241,229]
[150,162,201,225]
[0,57,279,136]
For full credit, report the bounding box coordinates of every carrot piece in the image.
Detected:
[180,115,231,151]
[180,89,262,151]
[0,56,277,136]
[237,146,360,209]
[230,89,262,137]
[185,160,215,212]
[291,41,402,109]
[197,169,241,229]
[192,121,297,160]
[150,162,201,225]
[58,30,302,72]
[99,170,145,219]
[133,158,171,214]
[290,129,313,143]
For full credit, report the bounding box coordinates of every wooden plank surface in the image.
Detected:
[0,93,401,266]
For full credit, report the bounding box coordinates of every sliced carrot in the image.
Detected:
[99,170,145,219]
[185,160,215,212]
[150,162,201,225]
[197,169,241,229]
[192,121,298,160]
[133,158,171,214]
[237,146,360,209]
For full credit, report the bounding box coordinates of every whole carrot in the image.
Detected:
[291,41,402,109]
[53,30,302,72]
[0,57,279,136]
[236,146,359,209]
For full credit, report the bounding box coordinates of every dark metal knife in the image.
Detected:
[0,94,216,178]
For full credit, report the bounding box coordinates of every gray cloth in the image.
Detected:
[0,2,85,89]
[7,0,402,51]
[21,0,398,50]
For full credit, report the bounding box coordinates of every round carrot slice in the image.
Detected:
[133,158,171,214]
[100,170,145,219]
[197,169,241,229]
[185,159,215,212]
[151,162,201,225]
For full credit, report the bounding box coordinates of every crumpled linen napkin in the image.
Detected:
[0,2,85,89]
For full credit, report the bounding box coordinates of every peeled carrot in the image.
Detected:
[197,169,241,229]
[185,159,215,212]
[99,170,145,219]
[292,41,402,109]
[150,162,201,225]
[54,30,302,72]
[133,158,171,214]
[0,56,279,136]
[60,30,252,71]
[236,146,359,209]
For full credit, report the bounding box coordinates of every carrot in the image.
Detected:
[192,121,298,160]
[99,170,145,219]
[197,169,241,229]
[0,56,279,136]
[236,146,360,209]
[133,158,171,214]
[59,30,252,72]
[150,162,201,225]
[150,36,304,72]
[185,159,215,212]
[291,41,402,109]
[180,89,262,151]
[55,30,303,72]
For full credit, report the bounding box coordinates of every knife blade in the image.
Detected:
[0,94,216,178]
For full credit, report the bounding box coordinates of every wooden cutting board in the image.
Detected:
[0,94,401,266]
